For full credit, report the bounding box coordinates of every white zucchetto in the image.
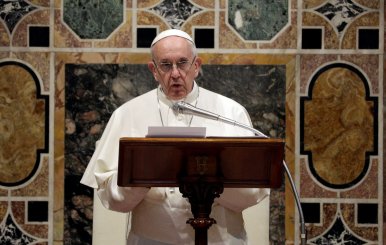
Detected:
[151,29,194,46]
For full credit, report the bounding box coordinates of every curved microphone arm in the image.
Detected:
[172,101,268,138]
[283,160,307,245]
[172,101,307,245]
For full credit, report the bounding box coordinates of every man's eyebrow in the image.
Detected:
[159,57,189,62]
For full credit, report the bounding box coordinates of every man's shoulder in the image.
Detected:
[199,86,243,108]
[114,89,157,113]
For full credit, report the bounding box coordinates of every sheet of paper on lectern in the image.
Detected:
[146,126,206,138]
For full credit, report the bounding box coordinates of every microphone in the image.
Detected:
[172,101,268,138]
[172,101,307,245]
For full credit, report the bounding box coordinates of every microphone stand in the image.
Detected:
[283,160,307,245]
[173,101,307,245]
[172,101,268,138]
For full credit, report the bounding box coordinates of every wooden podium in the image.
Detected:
[117,137,284,245]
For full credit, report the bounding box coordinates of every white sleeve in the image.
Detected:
[80,109,150,213]
[214,188,270,212]
[96,172,149,213]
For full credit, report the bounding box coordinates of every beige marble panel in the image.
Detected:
[302,12,339,49]
[0,52,10,60]
[384,55,386,244]
[303,0,326,9]
[300,55,338,94]
[220,0,226,9]
[341,54,379,94]
[355,0,380,9]
[13,52,50,92]
[54,10,92,48]
[304,67,374,185]
[183,11,215,31]
[303,0,379,10]
[137,10,169,30]
[300,158,338,198]
[191,0,215,9]
[0,23,10,46]
[12,9,50,47]
[29,0,50,7]
[341,12,379,50]
[285,57,296,244]
[54,0,60,8]
[94,11,133,48]
[291,0,297,9]
[340,160,378,199]
[0,189,7,197]
[137,0,161,8]
[11,156,49,197]
[0,201,7,222]
[0,64,45,185]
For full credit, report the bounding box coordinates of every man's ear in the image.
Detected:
[148,61,159,81]
[193,57,202,77]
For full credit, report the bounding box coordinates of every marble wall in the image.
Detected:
[0,0,383,244]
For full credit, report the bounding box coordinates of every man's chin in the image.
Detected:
[167,89,187,100]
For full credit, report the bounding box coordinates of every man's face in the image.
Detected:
[148,36,201,100]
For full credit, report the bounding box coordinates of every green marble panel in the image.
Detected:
[63,0,123,39]
[228,0,289,40]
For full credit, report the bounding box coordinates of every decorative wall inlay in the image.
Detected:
[0,0,383,244]
[314,0,366,36]
[0,213,37,244]
[299,158,337,198]
[62,0,124,39]
[341,12,379,50]
[302,12,340,49]
[150,0,203,29]
[309,215,367,245]
[0,0,37,34]
[0,61,49,187]
[228,0,289,41]
[340,160,378,199]
[54,10,92,48]
[301,63,377,189]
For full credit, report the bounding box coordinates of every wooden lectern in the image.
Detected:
[117,137,284,245]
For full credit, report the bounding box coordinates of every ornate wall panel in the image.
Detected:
[0,0,383,244]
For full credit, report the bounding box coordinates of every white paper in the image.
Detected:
[146,126,206,138]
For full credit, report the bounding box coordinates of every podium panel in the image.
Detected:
[117,137,284,245]
[118,137,284,188]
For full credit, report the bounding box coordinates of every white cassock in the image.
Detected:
[80,82,269,245]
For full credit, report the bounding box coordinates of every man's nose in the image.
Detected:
[170,64,181,77]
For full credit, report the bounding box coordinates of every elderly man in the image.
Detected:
[81,29,269,244]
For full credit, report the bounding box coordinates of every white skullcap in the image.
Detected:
[151,29,194,46]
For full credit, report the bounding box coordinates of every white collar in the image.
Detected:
[157,81,199,107]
